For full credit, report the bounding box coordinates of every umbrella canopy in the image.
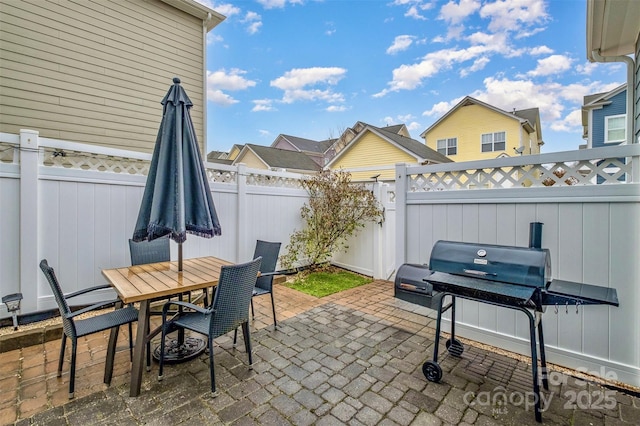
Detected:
[133,77,221,269]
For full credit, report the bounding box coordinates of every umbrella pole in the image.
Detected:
[178,242,183,271]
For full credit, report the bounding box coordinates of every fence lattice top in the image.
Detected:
[405,145,638,191]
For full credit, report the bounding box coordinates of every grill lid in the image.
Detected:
[429,240,551,288]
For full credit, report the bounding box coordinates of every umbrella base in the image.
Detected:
[153,336,206,364]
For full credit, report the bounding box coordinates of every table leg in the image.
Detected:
[130,300,150,397]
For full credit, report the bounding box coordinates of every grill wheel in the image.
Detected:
[422,361,442,382]
[446,338,464,357]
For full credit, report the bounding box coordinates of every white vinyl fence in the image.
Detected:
[0,129,310,315]
[395,144,640,387]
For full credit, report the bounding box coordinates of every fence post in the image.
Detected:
[371,180,383,279]
[395,163,407,272]
[236,163,247,263]
[19,129,39,313]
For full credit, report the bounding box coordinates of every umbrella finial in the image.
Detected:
[173,77,181,84]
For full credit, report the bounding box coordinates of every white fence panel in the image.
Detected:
[331,182,396,279]
[0,169,20,302]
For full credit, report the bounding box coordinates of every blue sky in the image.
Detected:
[196,0,626,155]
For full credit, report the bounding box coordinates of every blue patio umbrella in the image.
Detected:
[132,77,221,271]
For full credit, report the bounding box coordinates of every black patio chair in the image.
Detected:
[39,259,138,399]
[129,237,170,266]
[250,240,281,326]
[157,257,261,396]
[129,238,172,369]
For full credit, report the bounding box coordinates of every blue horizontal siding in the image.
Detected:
[592,90,627,148]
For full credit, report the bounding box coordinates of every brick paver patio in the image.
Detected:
[1,280,638,425]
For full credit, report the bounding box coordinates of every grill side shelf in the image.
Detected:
[543,279,619,306]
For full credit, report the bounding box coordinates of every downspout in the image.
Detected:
[591,49,635,144]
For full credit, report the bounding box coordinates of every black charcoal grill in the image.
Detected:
[394,223,619,423]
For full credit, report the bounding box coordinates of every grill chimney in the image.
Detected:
[529,222,543,249]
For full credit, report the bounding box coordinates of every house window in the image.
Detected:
[481,132,506,152]
[437,138,457,155]
[605,114,626,143]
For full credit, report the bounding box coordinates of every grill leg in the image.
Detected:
[450,296,457,341]
[536,311,549,390]
[432,295,447,363]
[523,308,542,423]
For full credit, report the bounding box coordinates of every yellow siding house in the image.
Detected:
[326,123,451,182]
[421,97,543,162]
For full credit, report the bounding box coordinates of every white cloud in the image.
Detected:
[439,0,481,25]
[256,0,302,9]
[208,68,256,91]
[397,113,415,122]
[406,121,422,132]
[405,5,428,20]
[422,99,463,117]
[387,35,416,54]
[281,88,345,104]
[460,56,490,77]
[206,69,256,105]
[242,11,262,34]
[375,41,507,96]
[550,109,581,132]
[210,2,241,17]
[271,67,346,90]
[480,0,548,34]
[529,45,553,56]
[259,129,271,137]
[526,54,572,77]
[576,61,598,75]
[270,67,347,106]
[252,99,276,112]
[206,33,223,46]
[515,26,546,39]
[207,89,238,105]
[256,0,286,8]
[327,105,347,112]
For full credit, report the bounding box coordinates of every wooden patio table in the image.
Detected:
[102,256,232,397]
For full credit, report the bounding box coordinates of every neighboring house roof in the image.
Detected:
[227,144,244,161]
[581,83,627,138]
[206,150,228,161]
[375,126,452,164]
[586,0,640,60]
[380,124,405,134]
[235,144,321,172]
[420,96,542,143]
[274,134,336,154]
[206,158,233,165]
[326,124,452,168]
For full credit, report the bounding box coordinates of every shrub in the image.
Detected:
[281,169,384,271]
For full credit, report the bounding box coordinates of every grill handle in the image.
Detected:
[463,269,497,277]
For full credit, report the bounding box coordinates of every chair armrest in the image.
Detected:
[64,284,113,299]
[66,299,122,318]
[260,267,303,277]
[161,300,211,316]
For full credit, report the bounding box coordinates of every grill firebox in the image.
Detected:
[394,223,618,423]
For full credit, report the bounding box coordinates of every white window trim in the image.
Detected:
[604,114,626,144]
[437,137,457,156]
[481,131,506,152]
